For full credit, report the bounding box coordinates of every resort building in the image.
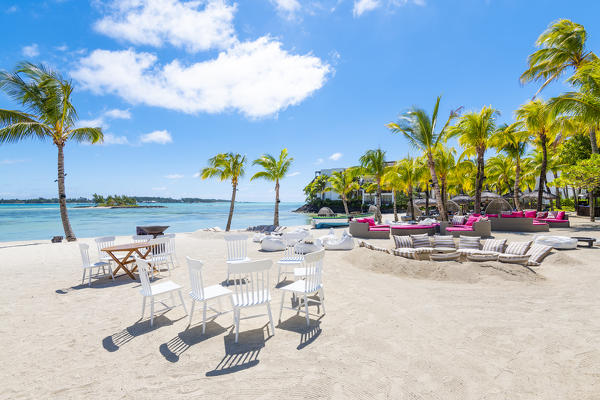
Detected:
[314,166,396,205]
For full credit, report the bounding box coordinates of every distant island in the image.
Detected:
[0,196,230,204]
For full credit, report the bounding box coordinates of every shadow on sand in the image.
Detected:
[159,321,230,363]
[278,315,323,350]
[102,314,186,352]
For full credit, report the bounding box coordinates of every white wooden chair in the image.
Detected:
[224,234,250,282]
[187,257,232,334]
[95,236,115,266]
[146,237,173,278]
[136,258,187,327]
[279,249,325,326]
[229,259,275,343]
[79,243,113,287]
[165,233,177,268]
[276,232,305,283]
[132,234,153,243]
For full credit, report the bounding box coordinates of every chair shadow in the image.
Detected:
[278,315,323,350]
[159,322,229,363]
[102,315,185,352]
[56,276,139,294]
[205,326,271,376]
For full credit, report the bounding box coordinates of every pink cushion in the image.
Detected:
[373,224,390,228]
[446,226,473,232]
[369,227,389,232]
[391,224,435,229]
[524,211,537,218]
[465,216,478,226]
[512,211,524,218]
[486,214,498,218]
[365,218,375,226]
[471,213,481,217]
[537,218,568,223]
[557,211,565,220]
[355,218,366,223]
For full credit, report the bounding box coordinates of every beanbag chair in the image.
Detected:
[260,236,286,251]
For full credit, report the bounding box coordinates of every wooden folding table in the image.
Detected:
[102,242,153,280]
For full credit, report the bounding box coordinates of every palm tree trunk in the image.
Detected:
[226,181,237,231]
[427,152,448,221]
[590,127,598,154]
[376,182,382,223]
[408,187,415,220]
[474,149,484,214]
[57,144,76,241]
[537,134,548,212]
[392,190,398,222]
[441,177,447,215]
[552,171,561,209]
[274,180,280,226]
[590,191,596,222]
[514,158,521,211]
[342,194,349,215]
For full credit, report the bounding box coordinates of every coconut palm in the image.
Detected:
[448,158,476,196]
[396,157,425,220]
[0,62,103,241]
[251,148,293,227]
[359,149,387,223]
[448,106,499,214]
[386,96,458,221]
[520,19,597,98]
[433,145,457,214]
[486,155,514,194]
[490,123,529,210]
[200,153,246,231]
[325,168,360,216]
[515,100,563,211]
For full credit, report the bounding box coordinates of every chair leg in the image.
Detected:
[277,264,282,283]
[81,269,86,285]
[278,291,285,322]
[88,267,92,287]
[150,297,155,327]
[304,293,309,326]
[266,302,275,335]
[235,309,240,343]
[319,288,326,314]
[108,264,114,280]
[202,301,208,334]
[178,290,188,315]
[188,299,196,325]
[141,296,147,319]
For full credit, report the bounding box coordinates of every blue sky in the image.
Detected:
[0,0,598,202]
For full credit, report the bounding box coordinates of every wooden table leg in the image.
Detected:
[106,250,137,280]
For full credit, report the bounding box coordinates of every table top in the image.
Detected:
[102,242,152,252]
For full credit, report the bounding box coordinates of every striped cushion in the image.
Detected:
[498,254,530,264]
[391,248,416,259]
[433,235,456,249]
[467,252,498,262]
[410,234,431,248]
[451,215,465,226]
[482,239,506,253]
[526,244,553,266]
[430,252,460,261]
[393,235,413,249]
[505,241,532,256]
[459,235,481,250]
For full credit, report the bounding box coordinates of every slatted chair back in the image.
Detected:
[165,233,176,254]
[224,234,248,262]
[132,234,153,243]
[186,256,206,300]
[148,237,169,256]
[95,236,115,256]
[136,258,153,297]
[301,249,325,293]
[229,260,272,307]
[79,243,92,267]
[282,233,305,259]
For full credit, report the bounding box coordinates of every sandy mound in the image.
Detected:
[344,248,545,284]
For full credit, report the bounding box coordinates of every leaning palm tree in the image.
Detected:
[515,100,563,211]
[359,149,387,223]
[520,19,597,98]
[386,96,458,221]
[490,123,529,210]
[200,153,246,231]
[251,148,293,227]
[326,168,360,216]
[0,62,103,241]
[448,106,499,214]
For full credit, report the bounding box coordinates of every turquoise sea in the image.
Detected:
[0,202,310,242]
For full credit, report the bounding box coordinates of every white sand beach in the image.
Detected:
[1,217,599,399]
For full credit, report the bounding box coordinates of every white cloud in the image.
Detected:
[55,44,68,52]
[94,0,237,53]
[270,0,301,19]
[193,172,201,178]
[77,117,105,128]
[104,108,132,119]
[73,38,330,118]
[101,134,129,145]
[329,152,342,161]
[140,130,173,144]
[315,158,324,165]
[353,0,380,16]
[288,171,300,177]
[0,159,27,165]
[152,186,167,191]
[165,174,184,179]
[22,44,39,57]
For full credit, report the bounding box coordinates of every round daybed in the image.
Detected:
[498,254,530,265]
[260,236,286,251]
[430,252,461,261]
[533,235,577,250]
[466,252,499,262]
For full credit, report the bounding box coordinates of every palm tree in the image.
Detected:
[359,149,387,223]
[387,157,424,220]
[515,100,562,211]
[486,155,514,194]
[251,148,293,227]
[490,123,529,210]
[433,145,457,213]
[200,153,246,231]
[386,96,458,221]
[520,19,597,98]
[0,62,103,241]
[448,106,499,214]
[326,168,359,216]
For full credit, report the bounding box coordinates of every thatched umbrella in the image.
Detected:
[317,207,334,216]
[520,191,558,201]
[479,191,502,202]
[413,198,428,206]
[450,194,473,204]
